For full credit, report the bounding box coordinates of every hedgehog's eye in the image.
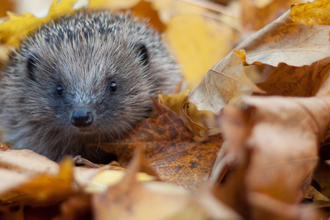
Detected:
[57,85,63,95]
[110,82,117,92]
[135,43,148,66]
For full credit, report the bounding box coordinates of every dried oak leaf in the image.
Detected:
[218,96,330,205]
[91,98,222,191]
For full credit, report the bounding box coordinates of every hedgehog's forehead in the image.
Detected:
[26,29,136,80]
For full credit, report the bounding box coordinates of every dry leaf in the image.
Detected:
[196,183,243,220]
[53,194,92,220]
[90,98,222,190]
[0,0,78,48]
[258,57,330,96]
[188,50,264,115]
[130,0,166,33]
[88,0,139,10]
[238,10,330,67]
[0,157,75,207]
[208,96,330,218]
[0,149,59,175]
[240,0,303,31]
[158,90,189,117]
[290,0,330,26]
[92,149,191,220]
[0,0,14,18]
[306,185,330,202]
[247,192,326,220]
[189,1,330,113]
[165,13,233,84]
[159,92,217,138]
[219,95,330,204]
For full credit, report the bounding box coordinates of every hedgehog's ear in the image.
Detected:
[135,43,148,66]
[27,54,39,81]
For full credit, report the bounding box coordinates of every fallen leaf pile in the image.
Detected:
[1,0,330,219]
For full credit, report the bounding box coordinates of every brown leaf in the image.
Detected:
[0,157,76,207]
[196,183,243,220]
[130,0,166,33]
[258,57,330,97]
[92,149,191,220]
[90,98,222,190]
[0,149,59,175]
[188,50,264,115]
[306,185,330,202]
[53,194,92,220]
[0,144,9,151]
[189,2,330,112]
[219,96,330,204]
[238,10,330,68]
[0,0,14,18]
[247,192,326,220]
[240,0,303,31]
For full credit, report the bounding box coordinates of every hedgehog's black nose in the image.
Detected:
[71,108,93,127]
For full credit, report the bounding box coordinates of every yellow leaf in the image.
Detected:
[88,0,140,10]
[92,170,157,187]
[165,14,233,84]
[0,0,78,48]
[291,0,330,26]
[158,90,189,116]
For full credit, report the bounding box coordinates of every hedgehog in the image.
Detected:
[0,11,181,163]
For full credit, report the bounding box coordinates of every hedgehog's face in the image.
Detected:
[10,36,155,142]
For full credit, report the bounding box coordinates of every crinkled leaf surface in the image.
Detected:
[219,96,330,203]
[237,10,330,67]
[189,1,330,114]
[290,0,330,26]
[90,99,222,190]
[188,50,264,115]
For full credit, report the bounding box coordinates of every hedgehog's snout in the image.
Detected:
[71,108,93,127]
